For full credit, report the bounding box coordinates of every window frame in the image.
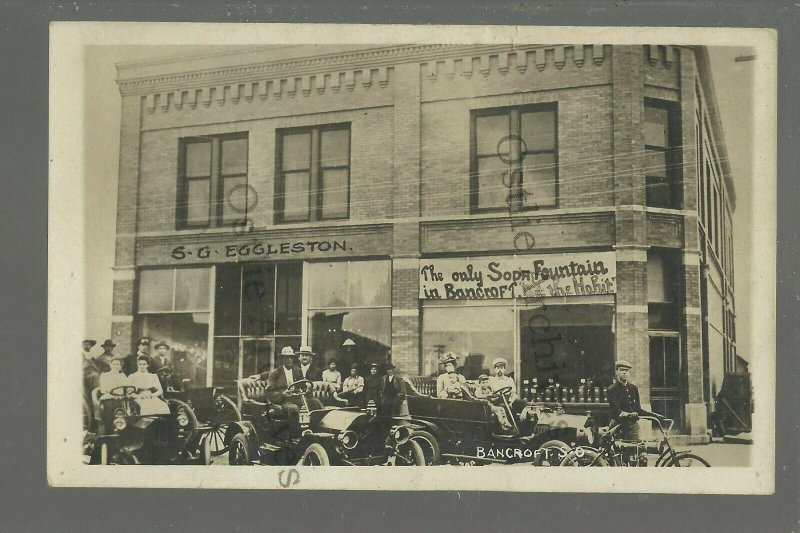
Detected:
[470,103,559,214]
[275,123,352,224]
[176,132,249,230]
[644,98,682,209]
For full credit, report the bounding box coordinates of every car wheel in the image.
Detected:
[409,430,441,466]
[209,395,240,456]
[198,434,212,466]
[395,440,426,466]
[533,439,571,467]
[298,443,330,466]
[228,433,251,466]
[559,448,608,467]
[99,443,109,465]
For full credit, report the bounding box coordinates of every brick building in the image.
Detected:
[111,44,737,437]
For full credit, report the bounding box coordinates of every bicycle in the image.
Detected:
[559,415,711,467]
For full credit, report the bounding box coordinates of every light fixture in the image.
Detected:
[343,338,356,347]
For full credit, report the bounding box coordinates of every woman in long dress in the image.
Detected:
[129,356,170,414]
[98,357,131,398]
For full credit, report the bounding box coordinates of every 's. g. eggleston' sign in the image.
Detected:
[419,253,617,300]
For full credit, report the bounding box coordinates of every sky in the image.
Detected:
[82,44,756,359]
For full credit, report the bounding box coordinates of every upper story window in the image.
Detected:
[275,124,351,223]
[644,99,682,209]
[471,103,558,212]
[177,133,249,230]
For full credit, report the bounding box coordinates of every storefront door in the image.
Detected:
[649,333,683,428]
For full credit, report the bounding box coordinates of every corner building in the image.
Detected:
[112,45,737,439]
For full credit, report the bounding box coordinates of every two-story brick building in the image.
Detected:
[111,44,738,438]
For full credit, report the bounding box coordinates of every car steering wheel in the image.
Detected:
[285,379,314,396]
[488,386,513,399]
[109,385,137,397]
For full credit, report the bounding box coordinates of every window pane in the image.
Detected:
[185,141,211,177]
[221,137,248,175]
[140,313,209,389]
[320,129,350,167]
[214,264,241,336]
[175,268,211,311]
[186,179,210,225]
[283,171,310,221]
[522,152,557,207]
[138,269,174,312]
[349,261,391,307]
[649,337,665,388]
[212,337,239,388]
[521,110,556,151]
[241,264,275,336]
[308,308,391,373]
[645,106,669,147]
[476,114,509,156]
[307,262,349,307]
[275,262,303,335]
[281,133,311,171]
[221,175,248,224]
[243,338,273,378]
[321,168,349,219]
[664,337,680,387]
[423,306,515,379]
[477,156,510,209]
[647,252,667,303]
[645,150,667,179]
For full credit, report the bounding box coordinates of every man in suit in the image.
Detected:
[296,345,322,381]
[378,363,407,418]
[607,359,664,441]
[124,337,152,376]
[151,341,172,373]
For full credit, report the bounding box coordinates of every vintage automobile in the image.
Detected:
[225,379,426,466]
[156,366,242,456]
[403,377,596,466]
[87,385,213,465]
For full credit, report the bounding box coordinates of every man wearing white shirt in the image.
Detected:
[296,345,322,381]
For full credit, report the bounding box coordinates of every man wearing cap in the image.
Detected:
[379,363,407,417]
[436,352,468,399]
[124,337,152,376]
[487,357,529,429]
[296,345,322,382]
[607,359,664,441]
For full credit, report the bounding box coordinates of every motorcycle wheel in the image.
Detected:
[559,448,609,467]
[667,452,711,467]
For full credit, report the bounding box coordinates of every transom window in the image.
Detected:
[276,124,351,223]
[471,104,558,212]
[177,133,249,229]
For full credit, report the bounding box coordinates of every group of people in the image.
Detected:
[247,345,408,437]
[82,336,175,430]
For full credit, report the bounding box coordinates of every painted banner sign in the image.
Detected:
[419,253,617,300]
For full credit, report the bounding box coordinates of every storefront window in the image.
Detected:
[307,261,391,372]
[422,305,515,379]
[519,305,615,394]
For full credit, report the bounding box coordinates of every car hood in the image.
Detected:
[314,409,372,432]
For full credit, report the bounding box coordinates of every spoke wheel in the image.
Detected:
[559,448,609,467]
[668,452,711,467]
[299,443,330,466]
[534,440,571,467]
[228,433,251,466]
[395,440,426,466]
[409,430,441,466]
[209,395,241,456]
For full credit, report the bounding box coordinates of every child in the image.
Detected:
[474,374,512,431]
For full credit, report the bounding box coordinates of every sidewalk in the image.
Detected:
[685,439,752,467]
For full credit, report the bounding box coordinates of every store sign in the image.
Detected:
[419,253,617,300]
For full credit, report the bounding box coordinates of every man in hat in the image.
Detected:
[151,341,172,372]
[436,352,468,399]
[124,337,152,376]
[378,363,407,417]
[96,339,117,372]
[340,364,365,405]
[296,345,322,382]
[607,359,664,441]
[250,347,324,422]
[487,357,529,429]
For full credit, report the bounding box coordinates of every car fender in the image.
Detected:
[404,419,444,440]
[224,420,259,451]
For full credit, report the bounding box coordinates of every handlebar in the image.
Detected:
[638,415,674,434]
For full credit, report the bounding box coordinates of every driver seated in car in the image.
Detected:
[249,347,324,437]
[474,373,513,431]
[487,358,531,429]
[436,352,469,399]
[128,355,171,415]
[98,357,130,399]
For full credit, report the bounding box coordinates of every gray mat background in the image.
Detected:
[1,1,797,531]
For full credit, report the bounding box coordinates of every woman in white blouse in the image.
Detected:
[98,357,131,398]
[129,356,170,415]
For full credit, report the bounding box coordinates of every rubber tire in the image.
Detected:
[198,434,212,465]
[396,440,426,466]
[299,443,330,466]
[409,430,441,466]
[99,442,109,465]
[228,433,251,466]
[668,452,711,467]
[559,448,609,467]
[533,439,571,467]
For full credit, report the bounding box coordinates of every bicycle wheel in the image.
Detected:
[559,448,609,467]
[667,452,711,467]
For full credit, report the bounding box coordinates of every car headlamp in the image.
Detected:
[577,426,593,444]
[391,426,410,445]
[176,413,190,427]
[337,430,358,450]
[113,417,127,431]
